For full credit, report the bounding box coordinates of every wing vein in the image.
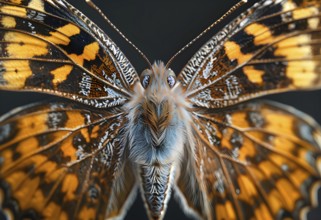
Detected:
[0,27,131,97]
[194,112,319,176]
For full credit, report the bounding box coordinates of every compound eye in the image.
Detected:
[167,70,176,88]
[167,75,176,88]
[142,75,150,88]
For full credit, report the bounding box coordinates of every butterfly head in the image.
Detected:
[124,62,191,165]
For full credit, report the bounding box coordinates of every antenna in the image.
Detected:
[85,0,153,69]
[165,0,248,68]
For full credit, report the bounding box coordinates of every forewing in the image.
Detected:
[176,101,321,219]
[0,0,139,108]
[0,102,128,219]
[178,0,321,108]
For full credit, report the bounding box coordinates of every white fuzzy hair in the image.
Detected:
[123,61,192,165]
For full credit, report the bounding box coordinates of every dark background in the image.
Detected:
[0,0,321,219]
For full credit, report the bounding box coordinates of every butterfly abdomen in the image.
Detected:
[139,163,175,220]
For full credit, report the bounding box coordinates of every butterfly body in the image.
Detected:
[123,62,192,219]
[0,0,321,220]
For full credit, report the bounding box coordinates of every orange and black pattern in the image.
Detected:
[177,101,321,219]
[0,0,138,108]
[0,0,321,219]
[175,0,321,219]
[179,0,321,108]
[0,0,137,219]
[0,102,126,219]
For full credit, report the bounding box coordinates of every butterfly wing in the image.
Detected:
[0,0,139,108]
[178,0,321,108]
[0,0,139,219]
[176,0,321,219]
[0,102,135,219]
[176,100,321,219]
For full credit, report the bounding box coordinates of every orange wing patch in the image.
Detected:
[1,16,16,28]
[244,23,274,45]
[4,32,48,58]
[2,60,32,88]
[224,40,253,64]
[7,0,23,4]
[27,0,45,12]
[42,24,81,46]
[242,66,265,84]
[0,5,26,17]
[69,42,100,66]
[62,174,79,201]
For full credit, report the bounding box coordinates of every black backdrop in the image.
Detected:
[0,0,320,219]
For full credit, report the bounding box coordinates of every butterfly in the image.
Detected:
[0,0,321,219]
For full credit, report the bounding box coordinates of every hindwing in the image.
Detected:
[176,101,321,220]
